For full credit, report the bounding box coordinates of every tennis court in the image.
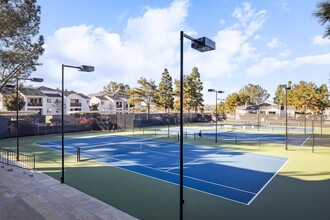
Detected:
[37,135,288,205]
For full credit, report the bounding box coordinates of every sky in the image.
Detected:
[32,0,330,104]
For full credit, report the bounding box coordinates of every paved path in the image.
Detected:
[0,164,138,220]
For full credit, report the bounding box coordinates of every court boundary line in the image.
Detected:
[300,136,310,147]
[247,157,290,205]
[79,153,253,206]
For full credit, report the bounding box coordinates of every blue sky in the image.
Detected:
[34,0,330,104]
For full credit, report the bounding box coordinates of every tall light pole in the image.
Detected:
[61,64,94,184]
[180,31,215,220]
[279,84,291,150]
[208,89,224,142]
[15,75,43,160]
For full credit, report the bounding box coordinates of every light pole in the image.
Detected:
[208,89,224,142]
[279,84,291,150]
[15,75,43,160]
[61,64,94,184]
[180,31,215,220]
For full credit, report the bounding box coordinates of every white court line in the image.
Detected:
[300,136,310,147]
[247,157,290,205]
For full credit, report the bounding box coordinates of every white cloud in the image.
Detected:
[312,35,330,46]
[38,0,190,94]
[266,38,283,49]
[247,53,330,77]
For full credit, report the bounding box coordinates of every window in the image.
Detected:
[87,100,89,104]
[116,101,122,108]
[47,108,53,113]
[47,98,52,103]
[101,101,104,105]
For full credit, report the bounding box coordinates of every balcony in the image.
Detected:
[70,103,82,107]
[27,102,42,106]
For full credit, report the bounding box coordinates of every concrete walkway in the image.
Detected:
[0,164,138,220]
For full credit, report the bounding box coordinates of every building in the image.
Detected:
[88,93,130,114]
[0,86,90,115]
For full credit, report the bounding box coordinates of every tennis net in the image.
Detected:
[77,134,179,162]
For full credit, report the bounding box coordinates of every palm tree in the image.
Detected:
[313,1,330,38]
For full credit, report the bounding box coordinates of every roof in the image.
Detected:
[63,90,89,99]
[45,93,62,98]
[95,96,109,101]
[38,86,58,92]
[19,87,44,96]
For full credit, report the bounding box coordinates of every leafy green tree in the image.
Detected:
[273,81,292,105]
[290,81,330,114]
[157,68,174,113]
[224,92,246,113]
[3,90,25,111]
[313,0,330,38]
[0,0,44,90]
[102,81,130,96]
[239,84,270,105]
[131,77,158,115]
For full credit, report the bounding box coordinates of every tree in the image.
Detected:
[131,77,158,115]
[89,103,99,111]
[273,81,292,105]
[313,0,330,38]
[157,68,174,113]
[0,0,44,90]
[239,84,270,105]
[102,81,130,96]
[290,81,330,114]
[185,67,204,113]
[3,90,25,111]
[224,92,246,113]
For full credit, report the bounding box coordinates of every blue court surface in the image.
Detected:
[37,135,289,205]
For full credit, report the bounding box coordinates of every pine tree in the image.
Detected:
[186,67,204,113]
[157,68,174,113]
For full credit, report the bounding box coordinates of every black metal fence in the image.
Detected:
[0,147,35,170]
[0,113,211,138]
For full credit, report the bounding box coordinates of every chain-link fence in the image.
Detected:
[0,112,211,138]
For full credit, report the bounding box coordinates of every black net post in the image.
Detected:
[77,148,81,162]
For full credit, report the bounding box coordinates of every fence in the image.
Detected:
[0,147,35,170]
[0,113,211,138]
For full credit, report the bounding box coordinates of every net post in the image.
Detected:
[77,148,80,162]
[33,155,36,170]
[194,133,196,140]
[185,132,188,139]
[235,136,238,145]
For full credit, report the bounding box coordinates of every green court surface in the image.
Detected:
[1,129,330,220]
